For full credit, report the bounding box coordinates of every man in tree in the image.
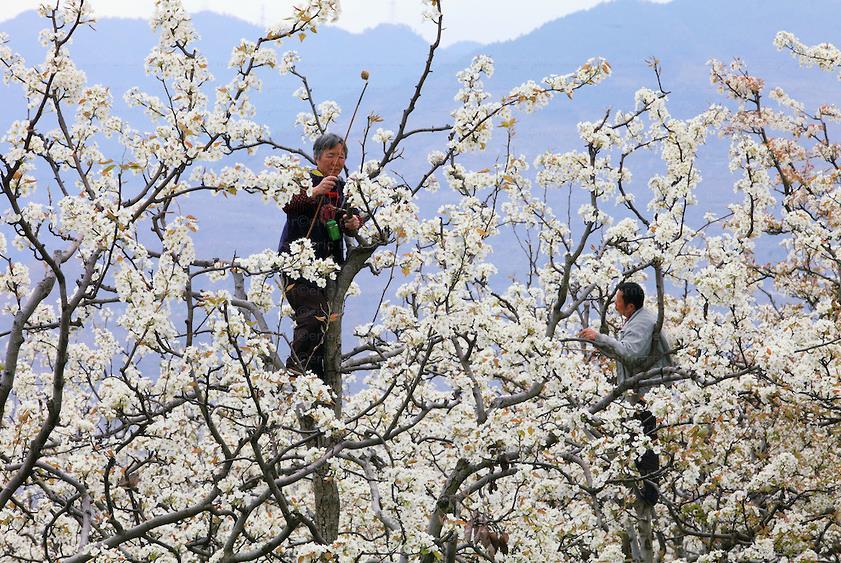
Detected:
[579,281,672,504]
[279,133,362,380]
[579,281,672,390]
[579,281,672,558]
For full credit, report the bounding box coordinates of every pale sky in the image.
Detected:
[1,0,672,46]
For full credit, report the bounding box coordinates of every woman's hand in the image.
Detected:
[343,214,362,234]
[312,175,338,197]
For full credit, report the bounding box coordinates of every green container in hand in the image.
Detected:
[325,219,341,241]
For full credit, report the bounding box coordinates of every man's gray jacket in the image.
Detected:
[594,307,673,389]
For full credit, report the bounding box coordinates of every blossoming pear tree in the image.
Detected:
[1,0,839,561]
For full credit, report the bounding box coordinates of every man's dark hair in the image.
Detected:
[617,281,644,311]
[313,133,347,161]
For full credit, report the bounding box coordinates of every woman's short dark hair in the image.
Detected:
[617,281,644,310]
[313,133,347,161]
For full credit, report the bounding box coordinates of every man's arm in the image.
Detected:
[590,315,655,367]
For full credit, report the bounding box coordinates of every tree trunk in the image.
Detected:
[623,501,654,563]
[312,459,340,543]
[635,500,655,563]
[311,288,343,543]
[303,245,376,544]
[322,285,344,418]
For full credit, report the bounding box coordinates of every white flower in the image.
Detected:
[372,127,394,145]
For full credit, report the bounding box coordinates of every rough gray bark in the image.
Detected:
[624,500,655,563]
[309,244,377,542]
[0,271,57,421]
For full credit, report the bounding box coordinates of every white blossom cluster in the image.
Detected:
[190,155,311,207]
[345,169,420,243]
[449,55,501,152]
[774,30,841,79]
[295,100,341,141]
[1,7,840,563]
[508,57,613,113]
